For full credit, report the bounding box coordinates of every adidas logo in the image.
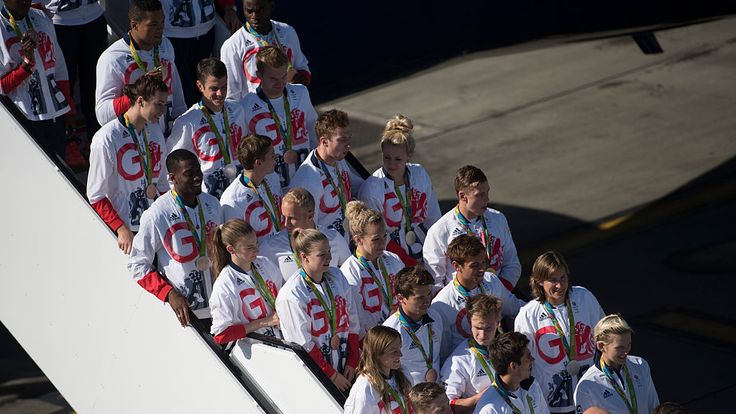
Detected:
[409,342,418,350]
[451,228,465,236]
[169,212,180,221]
[284,256,294,263]
[252,103,263,111]
[200,116,207,125]
[478,368,487,377]
[603,390,613,399]
[245,39,253,46]
[538,313,548,322]
[246,193,253,201]
[236,277,245,286]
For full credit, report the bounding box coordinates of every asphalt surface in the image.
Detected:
[2,15,735,414]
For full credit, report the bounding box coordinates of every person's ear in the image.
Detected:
[596,341,606,352]
[226,244,235,255]
[195,80,205,94]
[452,260,463,274]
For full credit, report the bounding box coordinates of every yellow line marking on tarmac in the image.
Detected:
[597,213,633,230]
[649,311,736,345]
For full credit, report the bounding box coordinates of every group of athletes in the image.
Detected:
[0,1,688,413]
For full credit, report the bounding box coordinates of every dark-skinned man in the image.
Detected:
[220,0,310,100]
[95,0,186,137]
[129,149,224,327]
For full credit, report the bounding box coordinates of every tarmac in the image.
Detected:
[2,15,735,414]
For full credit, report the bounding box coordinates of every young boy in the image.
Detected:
[423,165,520,292]
[383,266,443,385]
[220,134,282,239]
[169,57,247,199]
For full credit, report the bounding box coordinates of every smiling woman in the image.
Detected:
[514,251,606,414]
[344,326,413,414]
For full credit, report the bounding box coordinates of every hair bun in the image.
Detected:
[384,114,413,134]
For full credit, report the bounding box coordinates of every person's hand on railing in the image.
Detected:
[116,225,134,255]
[343,364,356,383]
[330,371,351,392]
[167,290,191,327]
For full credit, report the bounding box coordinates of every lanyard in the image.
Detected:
[128,33,159,73]
[382,376,409,414]
[240,174,281,231]
[244,21,293,71]
[200,102,232,165]
[468,338,495,378]
[124,114,153,185]
[452,276,486,298]
[601,360,638,414]
[454,206,492,264]
[492,378,535,414]
[171,190,206,258]
[542,300,577,362]
[396,309,433,370]
[300,268,337,335]
[390,169,413,233]
[248,263,276,311]
[256,87,293,150]
[355,252,393,317]
[317,158,348,214]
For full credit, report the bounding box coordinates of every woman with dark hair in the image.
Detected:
[345,325,413,414]
[514,251,605,414]
[87,74,170,254]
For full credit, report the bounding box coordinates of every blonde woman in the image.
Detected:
[341,201,405,338]
[574,315,659,414]
[208,219,283,344]
[345,326,414,414]
[275,228,360,392]
[358,114,441,265]
[514,251,605,414]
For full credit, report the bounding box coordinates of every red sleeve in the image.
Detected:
[296,69,311,86]
[308,343,336,378]
[386,240,417,267]
[113,95,131,117]
[0,64,31,94]
[216,0,235,7]
[214,325,247,344]
[137,270,174,302]
[57,79,77,115]
[346,333,360,368]
[91,198,125,232]
[499,277,514,292]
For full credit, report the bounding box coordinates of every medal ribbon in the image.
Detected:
[492,376,535,414]
[454,206,493,265]
[601,360,638,414]
[200,102,232,165]
[396,309,433,370]
[240,174,281,231]
[124,114,153,185]
[542,300,577,362]
[244,21,294,71]
[128,32,160,73]
[249,263,276,311]
[171,190,206,258]
[6,7,33,60]
[355,252,392,317]
[382,377,409,414]
[391,169,413,234]
[452,276,486,298]
[318,159,348,215]
[256,87,293,151]
[299,268,337,336]
[468,338,495,379]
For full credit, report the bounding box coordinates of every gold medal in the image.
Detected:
[196,256,211,271]
[223,163,238,180]
[425,368,437,382]
[145,184,158,199]
[330,335,340,350]
[283,149,299,164]
[566,359,580,376]
[405,230,417,245]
